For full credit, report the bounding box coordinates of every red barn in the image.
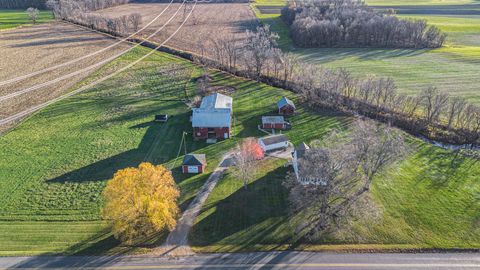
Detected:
[192,93,233,140]
[182,154,207,174]
[277,96,296,116]
[261,116,287,130]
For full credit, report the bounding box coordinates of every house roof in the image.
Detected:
[183,153,207,166]
[200,93,233,110]
[192,108,232,127]
[277,96,295,109]
[262,116,285,124]
[259,134,289,146]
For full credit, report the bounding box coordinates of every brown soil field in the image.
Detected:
[92,2,258,56]
[0,22,131,132]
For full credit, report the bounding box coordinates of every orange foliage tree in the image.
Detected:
[102,162,180,244]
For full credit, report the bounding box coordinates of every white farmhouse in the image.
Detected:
[258,134,289,152]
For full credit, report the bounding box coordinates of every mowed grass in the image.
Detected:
[0,9,53,30]
[190,134,480,252]
[0,46,240,255]
[0,43,347,255]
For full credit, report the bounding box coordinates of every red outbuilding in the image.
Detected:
[261,116,287,130]
[182,154,207,174]
[277,96,296,116]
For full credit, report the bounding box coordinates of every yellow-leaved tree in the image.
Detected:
[102,162,180,244]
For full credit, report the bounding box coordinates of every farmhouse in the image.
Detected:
[258,134,289,152]
[182,153,207,174]
[261,116,288,130]
[277,96,296,115]
[292,142,327,186]
[192,93,233,140]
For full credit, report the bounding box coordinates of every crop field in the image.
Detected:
[0,9,53,30]
[0,21,131,132]
[251,1,480,104]
[92,2,257,57]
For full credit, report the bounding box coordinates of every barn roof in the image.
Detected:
[262,116,285,124]
[183,154,207,166]
[192,93,233,128]
[259,134,289,146]
[277,96,295,109]
[192,108,231,127]
[200,93,233,110]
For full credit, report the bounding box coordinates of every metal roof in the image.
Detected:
[259,134,289,146]
[192,93,233,128]
[192,108,232,128]
[277,96,296,109]
[183,154,207,166]
[200,93,233,110]
[262,116,285,124]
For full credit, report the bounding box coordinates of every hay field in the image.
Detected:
[0,22,131,132]
[92,2,257,56]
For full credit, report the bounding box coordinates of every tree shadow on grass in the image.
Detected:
[413,145,479,189]
[189,166,294,252]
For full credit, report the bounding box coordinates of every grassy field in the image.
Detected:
[0,42,347,255]
[190,134,480,252]
[1,31,478,255]
[0,47,232,255]
[252,1,480,104]
[0,9,53,30]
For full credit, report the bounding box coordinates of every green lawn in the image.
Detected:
[0,47,235,255]
[0,44,347,255]
[0,9,53,30]
[1,40,478,255]
[190,135,480,252]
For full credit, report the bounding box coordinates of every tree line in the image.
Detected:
[196,25,479,146]
[281,0,446,48]
[0,0,46,9]
[47,0,140,36]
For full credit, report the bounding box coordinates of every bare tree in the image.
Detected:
[233,138,264,189]
[26,7,40,24]
[243,25,279,78]
[421,86,449,124]
[286,120,407,240]
[129,13,142,32]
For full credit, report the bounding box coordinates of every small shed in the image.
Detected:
[182,154,207,174]
[277,97,296,116]
[261,116,287,130]
[258,134,289,152]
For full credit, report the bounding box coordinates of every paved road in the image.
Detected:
[0,252,478,269]
[160,152,234,256]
